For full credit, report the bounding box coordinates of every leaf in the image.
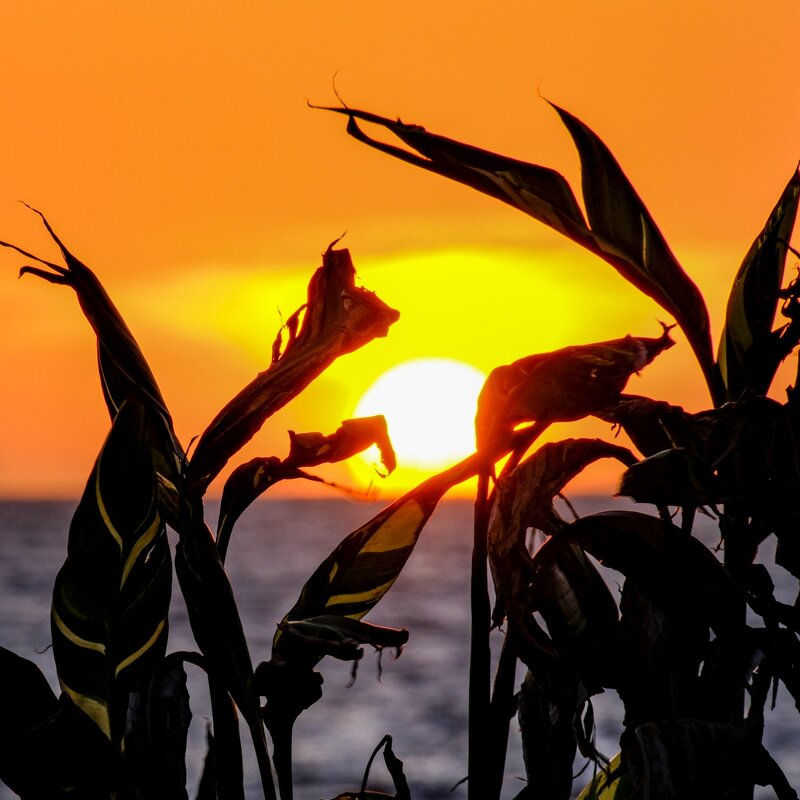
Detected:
[617,447,724,507]
[577,752,632,799]
[286,415,396,475]
[216,416,396,561]
[0,207,171,422]
[274,460,473,646]
[216,457,317,562]
[324,104,719,402]
[476,329,673,455]
[187,245,400,494]
[550,104,716,394]
[718,168,800,399]
[50,394,172,745]
[275,616,408,666]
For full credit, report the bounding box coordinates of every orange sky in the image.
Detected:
[0,1,798,499]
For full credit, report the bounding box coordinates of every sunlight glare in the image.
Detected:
[354,358,486,476]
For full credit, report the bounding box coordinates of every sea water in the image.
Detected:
[1,498,798,799]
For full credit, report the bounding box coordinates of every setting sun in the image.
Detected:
[352,358,486,486]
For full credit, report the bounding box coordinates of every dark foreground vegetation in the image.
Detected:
[1,103,799,799]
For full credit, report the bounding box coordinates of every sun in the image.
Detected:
[352,358,486,486]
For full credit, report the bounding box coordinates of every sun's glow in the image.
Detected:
[353,358,486,482]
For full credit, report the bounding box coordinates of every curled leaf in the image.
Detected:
[187,245,399,494]
[286,415,396,475]
[476,328,674,454]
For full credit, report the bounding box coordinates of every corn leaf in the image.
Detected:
[718,168,800,399]
[187,245,399,494]
[325,104,719,402]
[50,394,172,745]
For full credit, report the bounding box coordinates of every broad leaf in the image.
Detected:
[187,245,399,494]
[476,330,673,454]
[718,168,800,399]
[51,395,172,744]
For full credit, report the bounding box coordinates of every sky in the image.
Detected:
[0,1,798,500]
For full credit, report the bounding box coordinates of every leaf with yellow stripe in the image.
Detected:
[275,454,480,653]
[50,394,172,745]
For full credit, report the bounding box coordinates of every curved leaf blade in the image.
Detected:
[549,103,718,399]
[718,167,800,399]
[50,395,172,744]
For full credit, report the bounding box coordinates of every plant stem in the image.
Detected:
[487,634,518,799]
[469,470,493,800]
[270,717,294,800]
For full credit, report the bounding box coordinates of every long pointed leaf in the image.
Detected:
[325,104,721,402]
[0,208,171,421]
[718,168,800,398]
[50,395,172,745]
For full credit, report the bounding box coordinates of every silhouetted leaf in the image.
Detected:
[275,458,478,640]
[216,416,396,562]
[325,104,719,401]
[0,207,171,422]
[550,104,716,395]
[50,395,172,744]
[216,457,316,562]
[187,245,399,494]
[476,329,673,455]
[718,168,800,399]
[618,447,723,507]
[576,752,631,799]
[0,669,125,797]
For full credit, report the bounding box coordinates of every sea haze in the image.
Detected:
[1,497,797,799]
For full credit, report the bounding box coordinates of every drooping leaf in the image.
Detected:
[275,616,408,666]
[216,416,396,562]
[325,104,719,402]
[718,168,800,399]
[285,415,396,474]
[187,245,399,494]
[475,329,673,455]
[216,457,317,562]
[50,394,172,745]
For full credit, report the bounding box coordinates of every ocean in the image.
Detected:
[1,497,798,799]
